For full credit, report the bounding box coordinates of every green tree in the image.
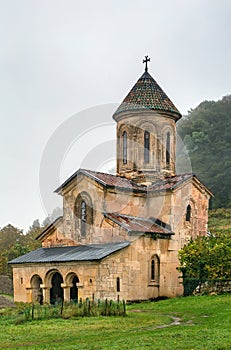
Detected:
[178,231,231,295]
[0,225,25,275]
[177,95,231,208]
[0,221,43,276]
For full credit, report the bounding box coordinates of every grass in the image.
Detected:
[0,294,230,349]
[208,208,231,231]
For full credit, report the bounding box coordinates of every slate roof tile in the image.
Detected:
[113,71,181,119]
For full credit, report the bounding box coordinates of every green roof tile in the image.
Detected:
[113,71,181,119]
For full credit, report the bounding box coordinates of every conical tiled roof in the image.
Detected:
[113,71,181,120]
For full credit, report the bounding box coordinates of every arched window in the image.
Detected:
[150,255,160,283]
[166,132,170,165]
[75,192,93,238]
[123,131,127,164]
[81,200,86,236]
[144,131,150,163]
[116,277,120,292]
[186,204,191,222]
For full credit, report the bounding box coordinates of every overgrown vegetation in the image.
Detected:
[0,295,230,349]
[178,208,231,295]
[177,95,231,208]
[0,299,126,324]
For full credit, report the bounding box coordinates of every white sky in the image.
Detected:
[0,0,230,231]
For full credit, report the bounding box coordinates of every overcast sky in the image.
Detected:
[0,0,230,231]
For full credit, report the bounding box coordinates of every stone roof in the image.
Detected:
[9,241,130,264]
[104,213,173,236]
[113,71,181,120]
[55,168,195,194]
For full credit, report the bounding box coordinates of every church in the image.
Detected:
[10,57,212,304]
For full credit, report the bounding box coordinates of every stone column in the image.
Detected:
[61,283,71,302]
[77,282,84,301]
[40,284,50,304]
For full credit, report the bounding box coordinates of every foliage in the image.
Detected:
[0,207,63,276]
[0,221,43,276]
[178,209,231,295]
[0,295,230,349]
[177,95,231,208]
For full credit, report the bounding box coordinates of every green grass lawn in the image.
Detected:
[0,294,230,350]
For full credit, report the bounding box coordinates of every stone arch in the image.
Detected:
[144,130,150,163]
[45,269,64,304]
[150,254,160,284]
[136,120,157,169]
[117,123,131,167]
[122,130,127,164]
[186,204,191,222]
[75,192,93,238]
[30,274,43,304]
[66,272,79,302]
[185,198,198,238]
[161,124,175,169]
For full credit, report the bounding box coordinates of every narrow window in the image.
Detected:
[144,131,150,163]
[151,260,155,280]
[116,277,120,292]
[150,255,160,283]
[75,193,93,238]
[186,205,191,222]
[123,131,127,164]
[81,200,86,236]
[166,132,170,165]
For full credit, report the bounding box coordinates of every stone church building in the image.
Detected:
[10,58,212,304]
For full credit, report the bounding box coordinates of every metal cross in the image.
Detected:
[143,55,150,72]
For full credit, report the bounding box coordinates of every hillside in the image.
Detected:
[177,95,231,208]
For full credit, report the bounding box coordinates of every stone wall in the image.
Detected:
[116,111,177,183]
[12,234,183,303]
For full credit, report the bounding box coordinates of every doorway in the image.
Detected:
[70,275,79,302]
[31,275,43,304]
[50,272,63,304]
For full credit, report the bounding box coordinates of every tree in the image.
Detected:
[178,231,231,295]
[0,225,26,275]
[0,221,43,276]
[177,95,231,208]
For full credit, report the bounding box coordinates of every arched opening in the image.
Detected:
[30,275,43,304]
[70,275,79,302]
[81,200,86,236]
[50,272,63,304]
[166,132,170,165]
[144,131,150,163]
[186,204,191,222]
[150,255,160,284]
[122,131,127,164]
[75,192,93,238]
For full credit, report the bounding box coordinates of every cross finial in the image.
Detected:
[143,55,150,72]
